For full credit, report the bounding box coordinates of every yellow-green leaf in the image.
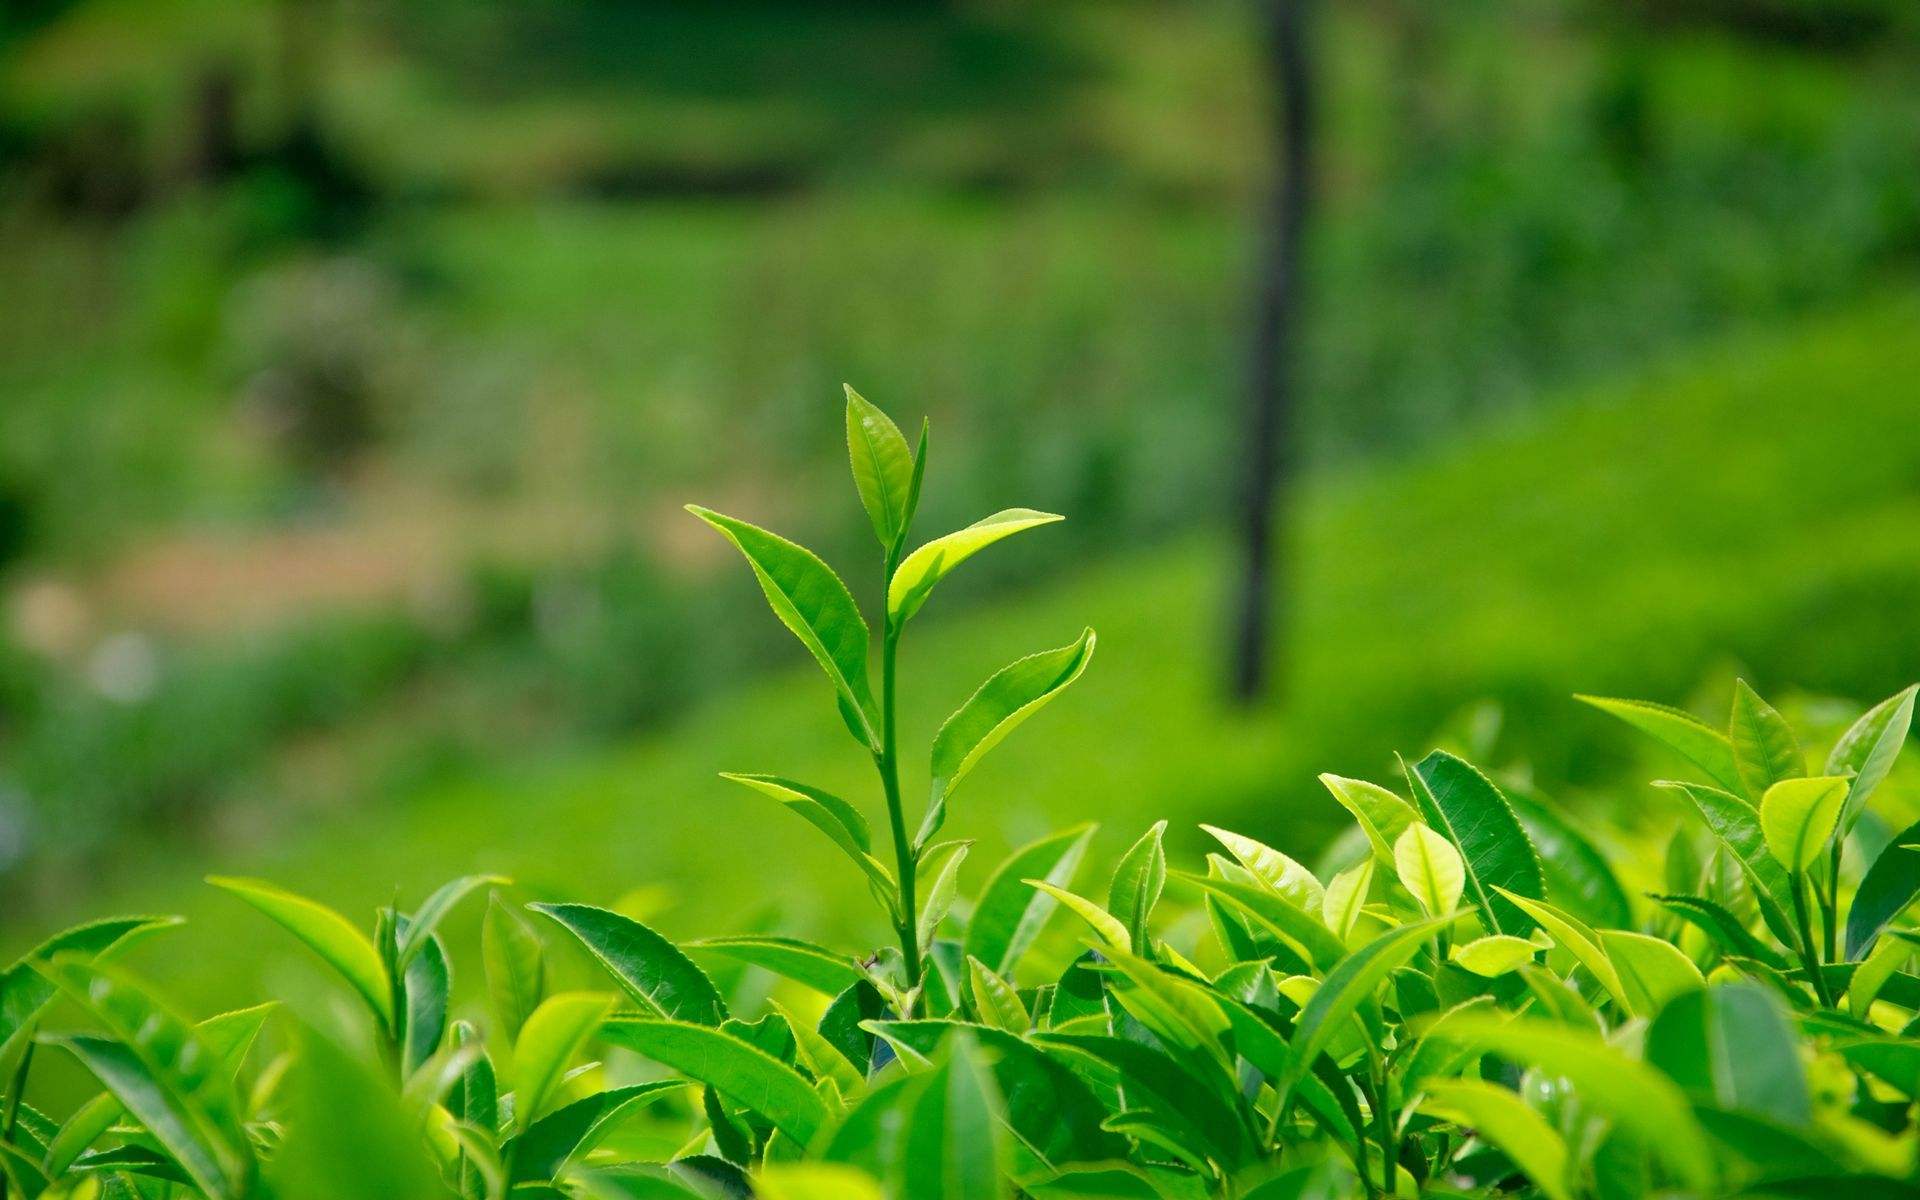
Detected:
[890,509,1064,622]
[1395,824,1464,919]
[1758,776,1850,871]
[207,877,391,1026]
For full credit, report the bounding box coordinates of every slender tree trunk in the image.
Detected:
[1229,0,1316,703]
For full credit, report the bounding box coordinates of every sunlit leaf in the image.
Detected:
[890,509,1064,623]
[1577,694,1742,794]
[926,630,1095,842]
[207,877,391,1026]
[686,505,877,744]
[1422,1079,1572,1200]
[964,825,1095,977]
[1758,776,1849,871]
[1394,823,1464,919]
[687,935,864,997]
[1598,929,1706,1016]
[1108,822,1168,952]
[845,386,917,550]
[1828,685,1917,834]
[510,992,615,1131]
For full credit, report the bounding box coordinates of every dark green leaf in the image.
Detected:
[600,1018,828,1146]
[530,903,726,1025]
[505,1081,685,1184]
[1645,984,1809,1125]
[1846,817,1920,960]
[1408,752,1546,934]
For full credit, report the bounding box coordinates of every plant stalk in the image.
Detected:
[1371,1047,1397,1198]
[1790,870,1835,1007]
[876,550,921,1000]
[1,1035,35,1200]
[1822,838,1842,963]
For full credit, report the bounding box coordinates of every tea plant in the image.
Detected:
[1,392,1919,1198]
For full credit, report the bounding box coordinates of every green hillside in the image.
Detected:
[32,292,1920,1011]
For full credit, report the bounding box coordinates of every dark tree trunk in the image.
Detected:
[1229,0,1316,704]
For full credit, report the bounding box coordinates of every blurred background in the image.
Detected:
[3,0,1920,1005]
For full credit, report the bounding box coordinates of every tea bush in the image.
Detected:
[4,393,1920,1199]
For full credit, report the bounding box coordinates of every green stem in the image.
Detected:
[1823,838,1842,963]
[1790,870,1835,1008]
[2,1035,35,1200]
[875,549,921,1002]
[1371,1048,1397,1197]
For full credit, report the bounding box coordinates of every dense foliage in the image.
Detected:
[5,395,1920,1198]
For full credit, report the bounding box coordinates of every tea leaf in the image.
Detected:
[1577,694,1743,794]
[895,1032,1008,1200]
[1848,818,1920,960]
[918,842,972,950]
[484,893,546,1042]
[889,509,1064,624]
[504,1080,685,1184]
[1597,929,1706,1016]
[1450,934,1541,977]
[719,774,894,896]
[510,992,615,1130]
[688,935,865,997]
[1828,684,1917,833]
[530,903,727,1025]
[1317,774,1419,866]
[965,959,1028,1032]
[1108,821,1168,951]
[1658,780,1798,945]
[1422,1080,1573,1200]
[1408,751,1545,934]
[0,914,181,1060]
[1321,860,1374,942]
[195,1003,276,1080]
[1271,916,1448,1109]
[1730,680,1805,801]
[40,958,253,1199]
[1394,823,1464,919]
[601,1018,829,1146]
[1440,1014,1714,1190]
[926,629,1095,841]
[1492,889,1630,1012]
[964,825,1095,977]
[1023,882,1129,954]
[686,506,878,745]
[1178,872,1347,970]
[845,386,917,549]
[397,874,506,969]
[207,877,391,1026]
[1758,776,1849,871]
[1644,983,1808,1125]
[1201,825,1323,912]
[1649,893,1784,967]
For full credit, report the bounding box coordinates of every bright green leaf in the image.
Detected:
[510,992,615,1130]
[207,877,391,1026]
[529,903,726,1025]
[686,506,877,743]
[1394,823,1464,919]
[845,386,917,549]
[1758,776,1850,871]
[1730,680,1804,801]
[601,1018,829,1146]
[890,510,1064,623]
